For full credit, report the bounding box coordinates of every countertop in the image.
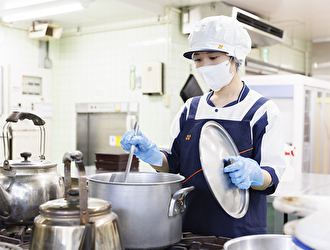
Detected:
[273,172,330,197]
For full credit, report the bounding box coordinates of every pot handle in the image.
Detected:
[2,111,46,168]
[168,186,194,218]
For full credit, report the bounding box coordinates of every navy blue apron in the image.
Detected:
[177,96,269,238]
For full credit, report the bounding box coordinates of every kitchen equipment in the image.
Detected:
[199,121,249,218]
[282,207,330,249]
[76,102,139,166]
[167,233,231,250]
[123,121,139,182]
[223,234,292,250]
[180,74,204,102]
[87,172,194,249]
[94,151,139,171]
[0,111,64,226]
[0,242,24,250]
[30,151,123,250]
[273,195,330,217]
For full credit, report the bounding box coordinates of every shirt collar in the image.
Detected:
[206,81,249,107]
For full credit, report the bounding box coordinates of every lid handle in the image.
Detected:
[20,152,32,161]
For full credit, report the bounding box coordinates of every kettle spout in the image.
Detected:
[0,184,12,217]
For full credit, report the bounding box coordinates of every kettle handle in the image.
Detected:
[6,111,45,126]
[62,152,72,199]
[2,112,46,168]
[63,150,89,225]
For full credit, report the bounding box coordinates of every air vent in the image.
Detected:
[237,12,284,39]
[182,2,286,47]
[28,23,62,41]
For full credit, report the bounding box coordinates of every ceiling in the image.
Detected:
[1,0,330,43]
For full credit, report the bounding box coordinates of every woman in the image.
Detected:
[121,15,286,238]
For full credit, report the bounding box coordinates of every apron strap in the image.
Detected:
[242,97,269,121]
[187,96,202,120]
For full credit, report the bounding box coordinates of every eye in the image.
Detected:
[210,56,219,60]
[193,58,201,62]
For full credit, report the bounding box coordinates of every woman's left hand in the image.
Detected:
[223,156,263,189]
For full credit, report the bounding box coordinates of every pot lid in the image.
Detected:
[199,121,249,218]
[39,197,111,218]
[0,152,56,169]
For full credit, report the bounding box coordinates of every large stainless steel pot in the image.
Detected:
[30,151,123,250]
[0,112,64,226]
[223,234,292,250]
[87,172,194,250]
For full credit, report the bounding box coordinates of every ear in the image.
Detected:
[229,57,237,73]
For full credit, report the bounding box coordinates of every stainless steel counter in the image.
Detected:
[267,172,330,234]
[273,172,330,197]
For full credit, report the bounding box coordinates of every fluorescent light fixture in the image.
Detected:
[3,0,57,10]
[0,0,92,23]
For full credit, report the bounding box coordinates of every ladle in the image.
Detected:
[123,122,139,183]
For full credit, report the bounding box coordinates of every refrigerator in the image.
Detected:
[244,74,330,174]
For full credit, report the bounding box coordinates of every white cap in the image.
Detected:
[183,15,251,67]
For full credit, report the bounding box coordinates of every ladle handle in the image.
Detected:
[124,122,139,183]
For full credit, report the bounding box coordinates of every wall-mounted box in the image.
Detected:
[28,23,63,41]
[141,61,163,95]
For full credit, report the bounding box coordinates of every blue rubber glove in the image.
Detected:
[223,156,264,189]
[120,129,163,166]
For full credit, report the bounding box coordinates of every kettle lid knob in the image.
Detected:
[20,152,32,161]
[67,188,79,197]
[66,188,80,205]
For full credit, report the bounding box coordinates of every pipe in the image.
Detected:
[62,7,180,37]
[0,7,181,37]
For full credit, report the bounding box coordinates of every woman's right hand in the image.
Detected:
[120,130,163,166]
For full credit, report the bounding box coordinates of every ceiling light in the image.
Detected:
[3,0,57,10]
[0,0,93,23]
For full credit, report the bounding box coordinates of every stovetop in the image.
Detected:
[0,225,230,250]
[167,233,231,250]
[0,225,31,250]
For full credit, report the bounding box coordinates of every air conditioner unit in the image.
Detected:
[28,23,63,41]
[182,2,286,47]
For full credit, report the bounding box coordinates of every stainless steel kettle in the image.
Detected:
[30,151,123,250]
[0,111,65,226]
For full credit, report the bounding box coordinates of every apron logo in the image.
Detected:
[186,135,191,140]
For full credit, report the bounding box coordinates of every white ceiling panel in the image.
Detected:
[0,0,329,42]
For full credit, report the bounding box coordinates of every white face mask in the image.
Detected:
[196,58,235,91]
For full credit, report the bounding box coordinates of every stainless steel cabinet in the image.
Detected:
[76,103,138,166]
